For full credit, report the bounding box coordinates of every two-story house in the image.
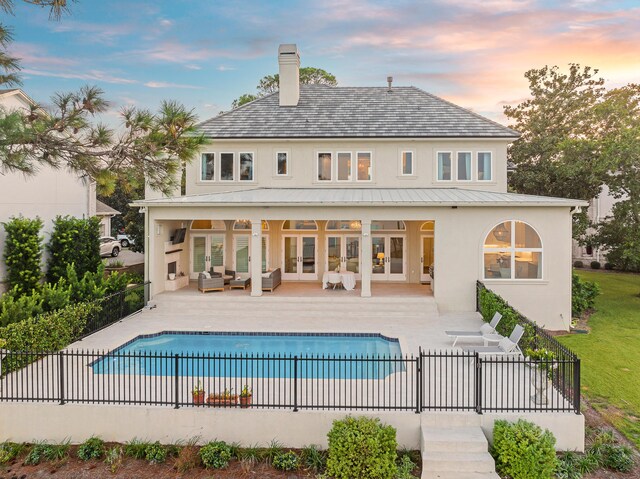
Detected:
[135,44,585,331]
[0,88,97,294]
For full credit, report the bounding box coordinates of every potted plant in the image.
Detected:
[239,385,252,408]
[525,348,556,405]
[192,381,205,405]
[206,388,238,407]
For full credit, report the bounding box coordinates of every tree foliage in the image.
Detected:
[2,216,43,295]
[46,215,101,283]
[231,67,337,109]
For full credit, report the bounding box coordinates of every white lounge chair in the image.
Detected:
[461,324,525,355]
[445,312,502,347]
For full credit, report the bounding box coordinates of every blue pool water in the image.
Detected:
[91,331,404,379]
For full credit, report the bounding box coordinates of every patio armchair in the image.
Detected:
[460,324,525,355]
[445,312,502,347]
[262,268,281,292]
[198,272,224,293]
[210,267,235,285]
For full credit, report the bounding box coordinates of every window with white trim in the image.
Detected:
[239,152,253,181]
[483,220,542,280]
[276,152,288,176]
[317,152,332,181]
[220,153,234,181]
[477,152,492,181]
[337,152,352,181]
[201,153,215,181]
[457,152,471,181]
[437,152,452,181]
[401,151,413,175]
[357,152,372,181]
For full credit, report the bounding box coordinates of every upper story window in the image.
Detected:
[357,152,372,181]
[318,152,332,181]
[477,152,492,181]
[437,152,452,181]
[276,152,288,176]
[220,153,234,181]
[239,153,254,181]
[457,152,472,181]
[483,220,542,280]
[401,151,414,176]
[201,153,215,181]
[337,152,352,181]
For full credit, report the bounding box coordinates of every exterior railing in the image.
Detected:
[80,282,150,339]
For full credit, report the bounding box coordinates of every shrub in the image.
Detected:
[491,419,558,479]
[272,450,299,471]
[200,441,232,469]
[2,216,43,296]
[598,444,634,472]
[301,444,326,473]
[261,439,283,465]
[590,261,601,269]
[0,442,24,464]
[326,416,398,479]
[0,288,43,327]
[24,440,70,464]
[395,454,416,479]
[104,446,123,473]
[604,262,614,270]
[124,438,148,460]
[144,441,167,464]
[46,216,101,283]
[77,436,105,460]
[573,260,584,268]
[572,273,600,318]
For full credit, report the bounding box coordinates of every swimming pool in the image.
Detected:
[91,331,404,379]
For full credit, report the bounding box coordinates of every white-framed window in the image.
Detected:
[220,152,234,181]
[483,220,543,280]
[239,152,254,181]
[276,151,289,176]
[200,153,215,181]
[477,152,492,181]
[317,152,332,181]
[337,152,352,181]
[400,151,414,176]
[437,152,452,181]
[357,151,372,181]
[457,151,472,181]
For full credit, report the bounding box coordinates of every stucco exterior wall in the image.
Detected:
[185,139,510,194]
[146,204,573,331]
[0,403,584,451]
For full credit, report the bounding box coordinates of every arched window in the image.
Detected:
[420,221,434,232]
[326,220,362,231]
[190,220,226,230]
[282,220,318,231]
[371,220,406,231]
[483,220,542,280]
[233,220,269,231]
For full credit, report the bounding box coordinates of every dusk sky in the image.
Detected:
[6,0,640,127]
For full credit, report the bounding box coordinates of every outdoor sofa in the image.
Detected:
[262,268,281,292]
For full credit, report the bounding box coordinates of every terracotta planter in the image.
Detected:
[239,395,252,408]
[206,394,238,407]
[192,391,205,405]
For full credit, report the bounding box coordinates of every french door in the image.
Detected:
[282,235,317,280]
[421,235,434,283]
[371,235,406,281]
[326,236,360,279]
[190,234,225,279]
[233,235,269,279]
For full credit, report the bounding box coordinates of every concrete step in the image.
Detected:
[421,426,489,453]
[422,452,495,473]
[422,471,500,479]
[421,413,482,428]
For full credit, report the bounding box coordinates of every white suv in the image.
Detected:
[100,237,121,257]
[116,234,134,248]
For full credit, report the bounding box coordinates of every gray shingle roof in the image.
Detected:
[133,188,585,208]
[96,200,120,216]
[197,85,519,139]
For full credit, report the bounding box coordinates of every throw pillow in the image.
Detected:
[202,271,211,279]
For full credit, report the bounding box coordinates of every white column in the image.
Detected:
[361,220,372,297]
[250,220,263,297]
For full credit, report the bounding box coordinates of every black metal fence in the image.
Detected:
[80,282,150,339]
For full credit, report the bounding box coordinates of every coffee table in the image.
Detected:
[230,277,251,290]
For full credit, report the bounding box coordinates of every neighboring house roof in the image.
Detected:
[196,85,520,139]
[0,88,38,107]
[96,200,120,216]
[133,188,586,208]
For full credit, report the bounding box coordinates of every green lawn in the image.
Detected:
[558,270,640,448]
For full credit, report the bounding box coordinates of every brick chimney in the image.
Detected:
[278,44,300,107]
